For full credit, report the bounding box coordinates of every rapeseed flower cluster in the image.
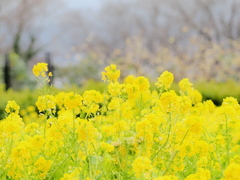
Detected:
[32,62,53,87]
[5,100,20,114]
[101,64,120,82]
[155,71,174,90]
[0,63,240,179]
[32,62,51,77]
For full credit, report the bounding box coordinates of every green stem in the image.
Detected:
[72,109,79,164]
[91,142,109,179]
[224,113,231,166]
[162,130,188,176]
[2,136,14,176]
[84,141,93,179]
[47,154,70,179]
[73,109,76,137]
[44,116,47,138]
[162,151,178,176]
[203,127,224,172]
[151,114,172,160]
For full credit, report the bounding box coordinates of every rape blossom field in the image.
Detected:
[0,63,240,180]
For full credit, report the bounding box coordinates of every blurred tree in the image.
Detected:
[1,0,240,86]
[12,29,40,64]
[0,0,63,63]
[169,0,240,44]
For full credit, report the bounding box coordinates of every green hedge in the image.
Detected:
[194,80,240,106]
[170,80,240,106]
[0,80,106,119]
[1,80,240,119]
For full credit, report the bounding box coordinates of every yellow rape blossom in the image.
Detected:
[134,76,150,92]
[5,100,20,114]
[36,95,56,112]
[154,175,179,180]
[188,89,202,104]
[108,82,123,97]
[124,75,136,84]
[179,78,193,93]
[34,157,53,179]
[77,119,98,142]
[132,156,153,178]
[113,120,129,133]
[222,97,239,110]
[32,62,48,77]
[64,92,83,110]
[1,113,24,137]
[11,141,31,163]
[60,169,80,180]
[184,168,211,180]
[29,134,46,149]
[123,83,140,98]
[83,90,103,105]
[108,97,123,110]
[155,70,174,90]
[158,90,180,113]
[102,64,120,82]
[100,142,114,152]
[24,122,40,135]
[224,163,240,180]
[3,63,240,179]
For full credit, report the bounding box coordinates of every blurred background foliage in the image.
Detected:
[0,0,240,115]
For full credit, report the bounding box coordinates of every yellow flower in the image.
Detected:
[83,90,103,105]
[2,113,24,137]
[60,169,80,180]
[102,64,120,82]
[108,97,123,110]
[158,90,180,113]
[113,120,129,133]
[124,75,136,84]
[194,140,212,157]
[184,116,203,135]
[155,71,174,90]
[222,97,239,110]
[188,89,202,104]
[34,157,53,179]
[101,125,116,137]
[224,163,240,180]
[29,135,46,149]
[77,119,98,142]
[25,122,40,135]
[48,72,53,77]
[184,168,211,180]
[132,156,153,178]
[36,95,56,112]
[134,76,150,92]
[179,78,193,93]
[100,142,114,152]
[32,62,48,77]
[123,83,140,98]
[55,92,67,108]
[108,82,123,97]
[155,175,179,180]
[27,105,36,112]
[11,141,31,163]
[64,92,83,110]
[179,95,192,113]
[5,100,20,114]
[87,104,100,114]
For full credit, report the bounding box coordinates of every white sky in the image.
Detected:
[65,0,103,10]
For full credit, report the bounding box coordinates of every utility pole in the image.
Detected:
[46,52,54,86]
[4,53,11,91]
